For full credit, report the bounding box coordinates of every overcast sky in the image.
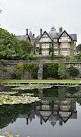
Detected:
[0,0,81,44]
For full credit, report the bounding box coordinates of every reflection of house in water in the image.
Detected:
[36,98,77,126]
[19,98,77,126]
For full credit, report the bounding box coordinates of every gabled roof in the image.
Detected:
[58,30,77,41]
[39,31,53,41]
[58,30,73,41]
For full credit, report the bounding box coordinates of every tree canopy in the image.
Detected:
[76,44,81,53]
[68,66,79,77]
[0,28,33,59]
[0,28,23,58]
[20,40,33,54]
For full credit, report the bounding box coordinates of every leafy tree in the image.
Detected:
[0,28,23,59]
[43,63,58,79]
[20,40,33,54]
[48,63,58,78]
[68,66,79,78]
[58,62,67,79]
[76,44,81,53]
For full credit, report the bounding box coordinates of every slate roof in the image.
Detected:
[69,34,77,41]
[35,28,77,42]
[35,35,40,43]
[16,31,33,41]
[16,27,77,42]
[29,31,33,39]
[16,35,29,41]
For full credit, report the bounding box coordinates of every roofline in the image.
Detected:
[39,31,53,41]
[58,30,73,41]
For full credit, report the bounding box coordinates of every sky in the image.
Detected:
[0,0,81,44]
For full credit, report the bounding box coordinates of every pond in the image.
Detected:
[0,84,81,137]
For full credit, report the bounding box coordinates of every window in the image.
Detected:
[61,51,70,56]
[36,44,39,47]
[54,51,58,55]
[42,50,49,56]
[54,39,57,42]
[60,43,70,48]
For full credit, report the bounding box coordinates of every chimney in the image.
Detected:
[26,29,28,35]
[59,27,63,33]
[33,34,35,39]
[40,29,42,37]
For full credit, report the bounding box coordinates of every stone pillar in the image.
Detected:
[40,29,42,37]
[59,27,63,33]
[26,29,28,35]
[38,62,43,79]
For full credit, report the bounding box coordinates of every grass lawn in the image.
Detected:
[0,79,81,84]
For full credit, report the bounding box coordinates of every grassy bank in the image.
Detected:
[0,79,81,84]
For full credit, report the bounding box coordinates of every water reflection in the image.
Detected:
[0,85,81,137]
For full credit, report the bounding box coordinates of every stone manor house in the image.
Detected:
[16,27,77,56]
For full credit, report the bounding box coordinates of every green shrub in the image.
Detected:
[31,66,38,79]
[23,54,37,60]
[24,63,34,72]
[24,63,38,79]
[39,47,42,55]
[0,60,8,66]
[16,62,24,79]
[43,63,58,79]
[58,62,67,79]
[68,66,79,78]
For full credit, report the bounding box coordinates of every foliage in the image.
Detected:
[70,56,77,62]
[16,62,24,79]
[23,54,37,60]
[58,62,67,79]
[70,54,81,62]
[0,28,23,59]
[9,68,16,79]
[47,63,58,78]
[20,40,33,54]
[31,65,38,79]
[76,44,81,53]
[58,86,67,98]
[43,63,58,79]
[68,66,79,78]
[0,104,33,129]
[24,63,34,72]
[39,47,42,54]
[24,63,38,79]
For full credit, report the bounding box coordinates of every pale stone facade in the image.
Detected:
[16,27,77,56]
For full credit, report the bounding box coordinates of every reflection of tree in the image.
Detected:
[58,86,67,98]
[68,87,80,95]
[43,87,58,97]
[0,104,33,129]
[0,86,80,129]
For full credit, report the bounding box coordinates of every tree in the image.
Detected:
[48,63,58,78]
[76,44,81,53]
[58,62,67,79]
[68,66,79,78]
[0,28,23,59]
[20,40,33,54]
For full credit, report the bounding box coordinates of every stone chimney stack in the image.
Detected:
[26,29,28,35]
[33,34,35,39]
[59,27,63,33]
[40,29,42,37]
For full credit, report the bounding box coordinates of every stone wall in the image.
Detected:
[0,60,81,79]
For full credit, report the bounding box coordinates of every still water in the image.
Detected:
[0,85,81,137]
